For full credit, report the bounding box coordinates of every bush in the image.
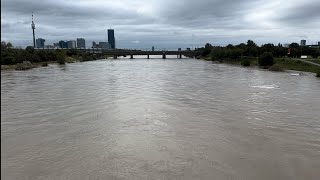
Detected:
[268,64,284,71]
[65,57,76,63]
[241,59,251,66]
[56,51,66,64]
[15,61,34,70]
[258,52,274,66]
[41,62,48,67]
[201,48,211,57]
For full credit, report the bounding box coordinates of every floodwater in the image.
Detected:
[1,57,320,180]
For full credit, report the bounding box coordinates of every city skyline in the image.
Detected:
[1,0,320,48]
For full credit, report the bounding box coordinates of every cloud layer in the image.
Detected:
[1,0,320,49]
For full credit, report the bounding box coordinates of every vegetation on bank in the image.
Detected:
[1,41,103,70]
[198,40,320,75]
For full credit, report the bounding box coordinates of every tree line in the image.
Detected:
[1,41,97,65]
[198,40,320,61]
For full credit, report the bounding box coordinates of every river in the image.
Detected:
[1,57,320,180]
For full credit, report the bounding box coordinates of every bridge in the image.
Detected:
[83,49,199,59]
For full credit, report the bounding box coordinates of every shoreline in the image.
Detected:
[1,61,59,70]
[199,56,320,75]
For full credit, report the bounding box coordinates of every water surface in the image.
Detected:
[1,57,320,180]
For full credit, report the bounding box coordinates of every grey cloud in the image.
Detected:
[275,1,320,26]
[1,0,320,48]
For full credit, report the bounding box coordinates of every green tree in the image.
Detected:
[226,44,234,49]
[258,52,274,66]
[289,43,300,48]
[205,43,213,49]
[56,50,66,64]
[247,40,257,47]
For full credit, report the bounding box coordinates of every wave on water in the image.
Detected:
[250,84,280,89]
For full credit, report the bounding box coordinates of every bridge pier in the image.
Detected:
[147,55,150,59]
[179,54,182,59]
[130,54,133,59]
[162,53,166,59]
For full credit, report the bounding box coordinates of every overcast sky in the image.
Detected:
[1,0,320,49]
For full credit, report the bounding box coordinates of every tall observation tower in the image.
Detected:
[31,12,36,48]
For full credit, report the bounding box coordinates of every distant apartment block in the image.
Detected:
[53,43,59,48]
[36,38,45,48]
[45,45,54,49]
[92,41,98,48]
[59,41,68,48]
[99,42,110,49]
[67,40,76,49]
[300,39,306,46]
[77,38,86,49]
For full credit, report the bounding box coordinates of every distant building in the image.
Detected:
[67,40,76,49]
[186,48,191,51]
[283,43,290,48]
[92,41,98,48]
[45,45,54,49]
[77,38,86,49]
[36,38,45,48]
[178,48,181,51]
[99,42,110,49]
[307,45,320,48]
[318,42,320,46]
[300,40,306,46]
[53,43,59,48]
[152,46,155,51]
[59,40,68,48]
[108,29,115,49]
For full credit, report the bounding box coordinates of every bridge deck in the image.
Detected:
[87,50,197,56]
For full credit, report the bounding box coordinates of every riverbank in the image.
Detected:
[1,58,77,70]
[1,54,115,71]
[201,56,320,75]
[1,61,56,70]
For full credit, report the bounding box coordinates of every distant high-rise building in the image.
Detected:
[152,46,155,51]
[300,40,306,46]
[99,42,110,49]
[108,29,115,49]
[59,40,68,48]
[318,41,320,46]
[77,38,86,49]
[67,40,76,49]
[36,38,45,48]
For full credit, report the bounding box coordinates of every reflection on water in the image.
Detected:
[1,57,320,180]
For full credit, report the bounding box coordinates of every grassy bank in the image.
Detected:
[304,59,320,64]
[201,56,320,74]
[275,58,320,73]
